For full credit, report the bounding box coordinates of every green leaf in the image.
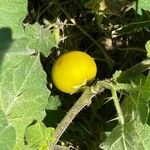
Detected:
[114,9,150,36]
[46,95,61,110]
[0,0,27,39]
[114,20,150,36]
[24,23,57,56]
[25,122,55,149]
[122,74,149,124]
[100,121,150,150]
[100,73,150,149]
[0,38,49,149]
[0,109,16,150]
[134,0,150,15]
[117,59,150,83]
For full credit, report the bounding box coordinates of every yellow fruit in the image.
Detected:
[51,51,97,93]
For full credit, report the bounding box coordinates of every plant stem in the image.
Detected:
[111,88,124,125]
[49,60,150,149]
[98,80,125,125]
[50,86,103,149]
[50,80,128,149]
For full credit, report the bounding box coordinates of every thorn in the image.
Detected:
[104,97,113,104]
[106,117,119,123]
[90,86,98,94]
[130,80,137,88]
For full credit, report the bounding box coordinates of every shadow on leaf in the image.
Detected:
[0,27,13,68]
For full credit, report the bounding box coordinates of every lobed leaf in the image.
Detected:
[25,122,55,149]
[0,109,16,150]
[134,0,150,15]
[0,0,27,39]
[100,121,150,150]
[46,95,61,110]
[122,74,150,124]
[24,23,57,56]
[100,73,150,150]
[0,38,49,149]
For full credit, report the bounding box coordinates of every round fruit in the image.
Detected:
[51,51,97,93]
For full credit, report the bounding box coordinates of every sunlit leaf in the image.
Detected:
[25,23,57,56]
[25,122,55,149]
[0,109,16,150]
[0,0,27,39]
[100,121,150,150]
[0,37,49,149]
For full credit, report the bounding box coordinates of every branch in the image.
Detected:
[50,84,104,149]
[50,80,131,149]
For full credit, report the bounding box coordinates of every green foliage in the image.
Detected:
[25,122,55,149]
[24,23,57,56]
[122,75,149,124]
[113,0,150,36]
[115,19,150,36]
[46,95,62,110]
[100,73,150,150]
[0,0,150,149]
[134,0,150,15]
[0,109,16,150]
[0,39,50,149]
[0,0,27,39]
[100,122,150,150]
[0,0,57,149]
